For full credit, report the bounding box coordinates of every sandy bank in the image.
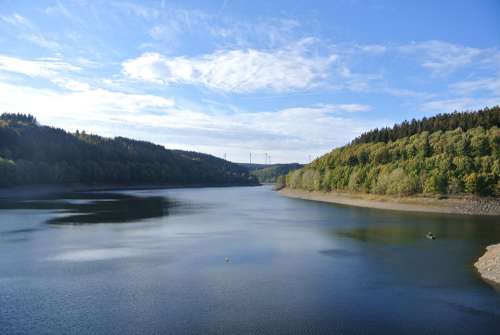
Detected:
[475,244,500,288]
[279,188,500,216]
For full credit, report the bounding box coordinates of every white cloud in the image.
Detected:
[122,41,337,93]
[400,40,481,74]
[233,105,375,148]
[150,103,381,162]
[0,82,175,127]
[420,97,500,113]
[450,77,500,95]
[0,55,93,91]
[0,55,79,78]
[383,87,435,99]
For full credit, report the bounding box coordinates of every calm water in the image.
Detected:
[1,186,499,334]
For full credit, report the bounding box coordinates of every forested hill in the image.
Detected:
[250,163,303,183]
[285,107,500,197]
[352,106,500,145]
[0,114,258,187]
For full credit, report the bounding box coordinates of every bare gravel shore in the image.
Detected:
[279,188,500,216]
[475,244,500,288]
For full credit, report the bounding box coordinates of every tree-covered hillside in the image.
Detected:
[250,163,303,183]
[286,107,500,197]
[0,114,258,187]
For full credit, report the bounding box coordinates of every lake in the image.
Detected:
[1,185,499,334]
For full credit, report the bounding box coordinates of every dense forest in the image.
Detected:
[0,114,259,187]
[249,163,302,183]
[285,107,500,197]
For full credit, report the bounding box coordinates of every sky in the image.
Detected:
[0,0,499,163]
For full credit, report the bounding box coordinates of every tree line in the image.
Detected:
[0,114,258,187]
[352,106,500,145]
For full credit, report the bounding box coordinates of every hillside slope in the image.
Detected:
[249,163,303,183]
[285,107,500,197]
[0,114,258,187]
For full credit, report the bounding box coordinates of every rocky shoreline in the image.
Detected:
[474,244,500,288]
[279,188,500,216]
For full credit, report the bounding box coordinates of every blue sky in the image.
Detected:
[0,0,499,163]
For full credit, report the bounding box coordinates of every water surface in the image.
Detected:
[1,186,499,334]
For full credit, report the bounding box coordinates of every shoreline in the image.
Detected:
[279,188,500,216]
[474,244,500,288]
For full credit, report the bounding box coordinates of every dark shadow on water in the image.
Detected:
[0,192,171,225]
[49,195,169,224]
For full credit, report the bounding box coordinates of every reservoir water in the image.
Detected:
[1,186,499,334]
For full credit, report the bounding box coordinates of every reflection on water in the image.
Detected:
[47,248,139,262]
[0,192,170,224]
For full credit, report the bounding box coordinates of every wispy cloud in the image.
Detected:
[0,55,80,78]
[21,33,60,49]
[142,5,302,50]
[1,12,60,50]
[421,97,500,112]
[111,1,160,20]
[0,13,32,28]
[450,77,500,95]
[399,40,481,74]
[383,87,435,99]
[123,39,337,93]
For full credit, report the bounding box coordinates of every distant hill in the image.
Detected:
[238,163,274,172]
[250,163,303,183]
[285,106,500,197]
[0,114,259,188]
